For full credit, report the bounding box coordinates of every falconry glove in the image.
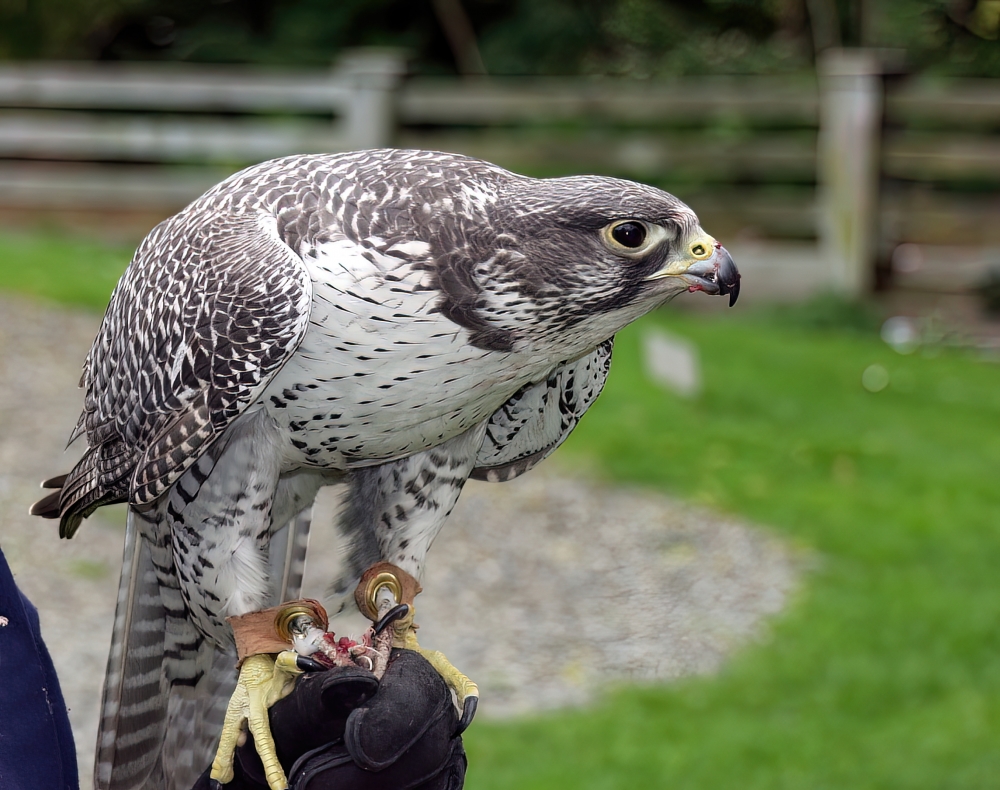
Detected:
[192,649,466,790]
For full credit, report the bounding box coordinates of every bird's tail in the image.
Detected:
[157,647,237,789]
[94,508,169,789]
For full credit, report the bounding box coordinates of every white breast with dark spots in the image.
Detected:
[260,237,548,470]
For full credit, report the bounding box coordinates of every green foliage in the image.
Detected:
[0,230,131,310]
[4,0,1000,77]
[101,0,452,68]
[0,0,449,67]
[873,0,1000,77]
[479,0,810,76]
[0,0,145,60]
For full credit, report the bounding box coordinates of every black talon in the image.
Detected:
[296,655,326,673]
[454,695,478,737]
[373,603,410,636]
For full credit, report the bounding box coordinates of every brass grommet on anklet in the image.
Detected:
[274,603,320,643]
[363,571,402,619]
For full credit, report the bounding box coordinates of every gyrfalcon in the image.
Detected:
[32,148,739,790]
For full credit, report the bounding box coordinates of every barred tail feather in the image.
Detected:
[95,510,170,790]
[96,506,216,790]
[95,489,318,788]
[158,644,237,790]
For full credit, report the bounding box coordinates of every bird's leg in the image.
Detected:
[165,415,328,788]
[358,563,478,735]
[331,430,486,731]
[328,426,486,615]
[209,601,328,790]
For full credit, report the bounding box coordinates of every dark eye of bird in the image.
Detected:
[611,222,646,249]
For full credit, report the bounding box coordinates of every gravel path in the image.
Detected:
[0,294,799,788]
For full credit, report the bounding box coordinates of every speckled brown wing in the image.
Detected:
[52,206,312,537]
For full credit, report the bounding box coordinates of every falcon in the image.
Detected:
[32,148,739,790]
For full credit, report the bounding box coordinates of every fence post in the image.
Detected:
[337,49,408,150]
[817,49,884,297]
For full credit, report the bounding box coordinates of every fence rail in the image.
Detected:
[0,63,351,112]
[0,112,342,162]
[886,79,1000,125]
[397,76,820,125]
[0,50,998,294]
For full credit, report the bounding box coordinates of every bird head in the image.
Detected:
[465,173,740,353]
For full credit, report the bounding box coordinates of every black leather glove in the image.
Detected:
[193,648,466,790]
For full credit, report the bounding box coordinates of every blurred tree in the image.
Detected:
[0,0,999,76]
[478,0,812,76]
[806,0,842,50]
[432,0,487,75]
[858,0,1000,75]
[0,0,145,59]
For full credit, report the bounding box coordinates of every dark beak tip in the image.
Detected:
[716,247,740,307]
[727,278,741,307]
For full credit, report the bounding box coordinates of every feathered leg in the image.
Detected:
[330,424,487,605]
[160,497,320,790]
[330,424,487,721]
[161,411,334,790]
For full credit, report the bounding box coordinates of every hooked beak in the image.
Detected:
[646,243,741,307]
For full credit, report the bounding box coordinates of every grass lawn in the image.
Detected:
[0,230,135,310]
[3,229,1000,787]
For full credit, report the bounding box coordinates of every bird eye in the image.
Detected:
[610,221,646,249]
[601,220,668,256]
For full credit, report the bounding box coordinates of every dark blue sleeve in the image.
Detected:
[0,545,80,790]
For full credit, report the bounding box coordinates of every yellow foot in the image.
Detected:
[360,563,479,735]
[209,651,304,790]
[424,649,479,734]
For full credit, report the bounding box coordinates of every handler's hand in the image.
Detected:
[192,648,466,790]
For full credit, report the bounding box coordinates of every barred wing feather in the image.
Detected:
[55,206,312,537]
[471,338,613,482]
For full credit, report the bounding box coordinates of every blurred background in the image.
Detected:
[2,1,1000,788]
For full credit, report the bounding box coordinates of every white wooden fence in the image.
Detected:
[1,48,998,295]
